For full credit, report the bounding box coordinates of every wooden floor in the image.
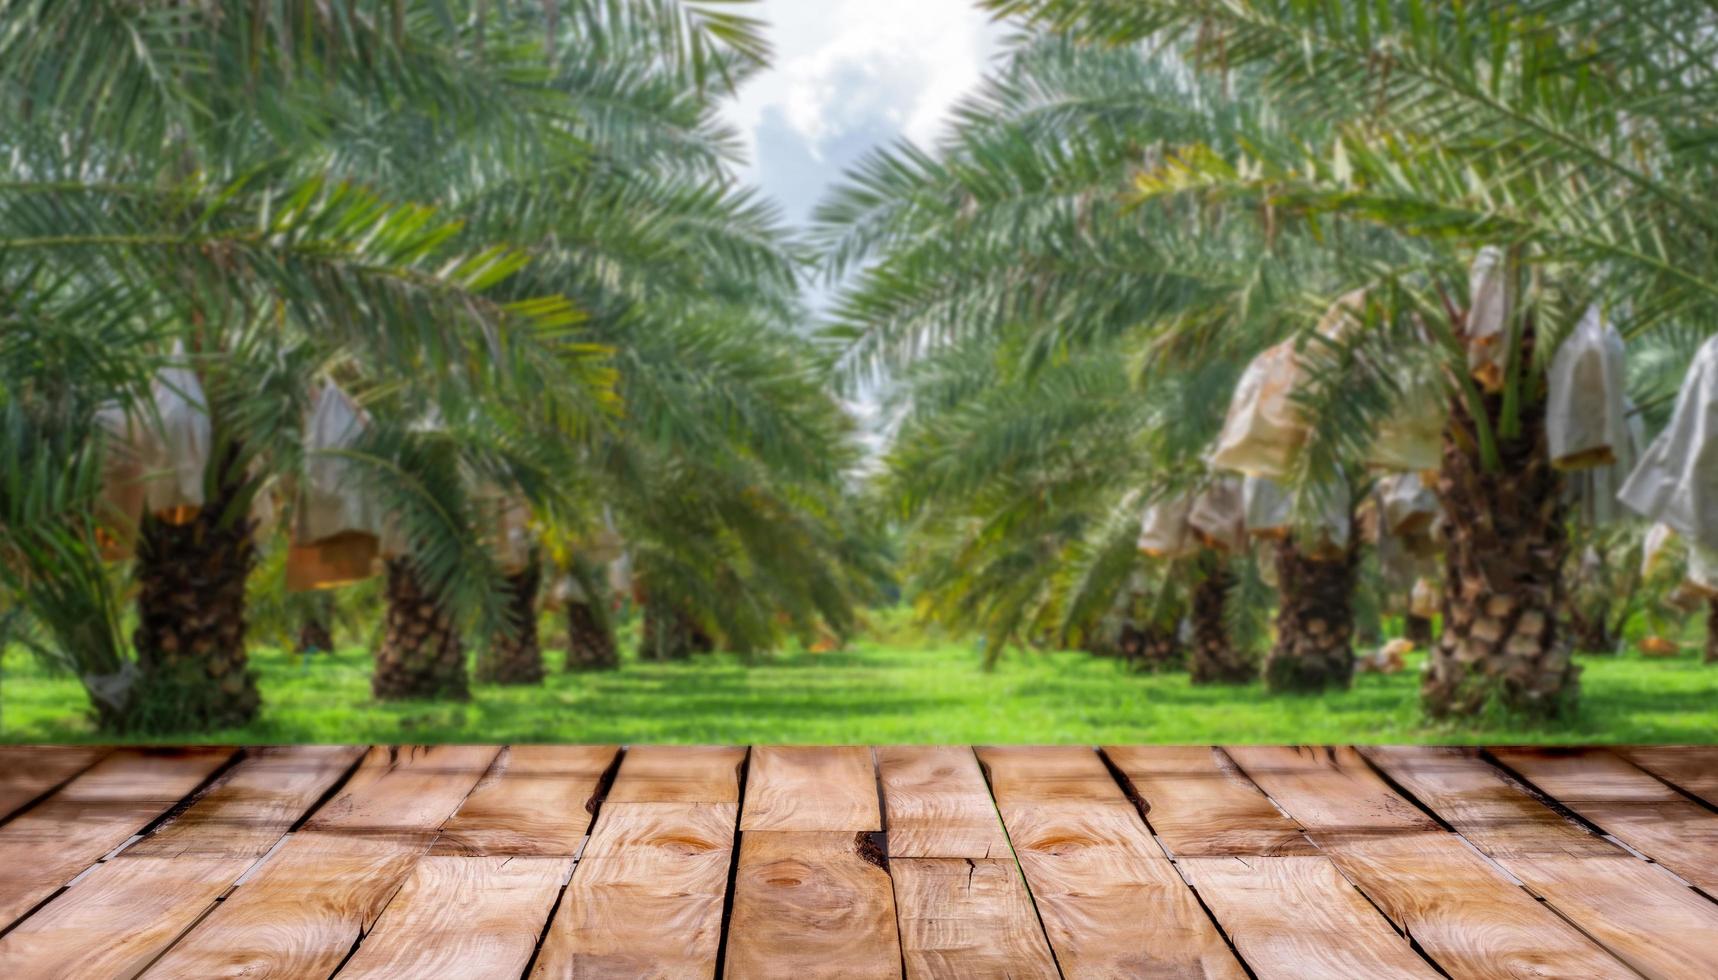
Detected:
[1,745,1716,978]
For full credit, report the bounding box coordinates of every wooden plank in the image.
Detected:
[1181,856,1442,978]
[1228,746,1631,980]
[892,858,1057,980]
[976,746,1245,978]
[0,746,109,822]
[602,745,746,804]
[432,745,619,856]
[726,831,901,980]
[143,744,496,978]
[1492,746,1718,891]
[876,746,1008,859]
[0,747,232,927]
[1105,746,1439,978]
[741,745,880,832]
[531,746,741,978]
[338,855,571,979]
[1368,746,1718,980]
[1618,745,1718,808]
[0,746,361,980]
[1103,745,1316,857]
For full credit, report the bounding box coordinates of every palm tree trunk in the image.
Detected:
[1404,614,1434,649]
[477,565,544,685]
[564,599,618,670]
[296,617,333,655]
[1566,598,1616,654]
[640,600,695,661]
[1190,555,1252,684]
[1707,597,1718,666]
[1424,390,1577,718]
[129,456,260,732]
[1126,623,1184,673]
[1263,538,1358,693]
[373,558,469,700]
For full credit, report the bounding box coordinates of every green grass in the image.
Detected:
[4,624,1715,744]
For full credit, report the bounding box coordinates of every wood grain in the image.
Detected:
[892,857,1057,979]
[602,745,746,804]
[432,744,619,856]
[1103,745,1316,857]
[1228,746,1631,980]
[0,746,361,980]
[0,745,108,822]
[338,855,572,979]
[532,745,742,979]
[741,746,880,832]
[1492,746,1718,891]
[976,746,1245,979]
[1369,746,1718,980]
[0,747,232,927]
[876,746,1009,859]
[1181,856,1443,978]
[725,831,901,980]
[1618,745,1718,808]
[142,744,496,978]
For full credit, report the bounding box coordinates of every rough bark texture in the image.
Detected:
[1424,385,1578,719]
[296,618,334,655]
[477,565,544,685]
[1708,597,1718,666]
[128,456,260,733]
[1264,537,1360,693]
[1404,614,1435,650]
[563,600,618,671]
[1190,558,1253,685]
[1122,623,1184,673]
[373,559,469,701]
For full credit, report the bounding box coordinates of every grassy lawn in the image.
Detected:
[4,620,1715,744]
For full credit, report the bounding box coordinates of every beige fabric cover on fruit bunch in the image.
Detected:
[1138,491,1198,559]
[1549,306,1630,472]
[94,356,213,559]
[288,383,381,591]
[489,494,534,575]
[1466,246,1512,391]
[1620,334,1718,551]
[1243,474,1352,556]
[1188,477,1247,552]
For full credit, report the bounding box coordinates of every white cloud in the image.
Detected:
[724,0,1002,178]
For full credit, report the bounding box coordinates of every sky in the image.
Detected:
[721,0,1006,228]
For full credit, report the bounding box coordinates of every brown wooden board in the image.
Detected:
[1227,746,1631,980]
[142,745,497,978]
[741,745,880,832]
[1105,746,1438,977]
[725,831,902,980]
[1368,746,1718,980]
[0,747,233,928]
[1103,745,1316,857]
[337,855,572,979]
[892,857,1058,979]
[1618,745,1718,808]
[602,744,746,804]
[531,745,742,978]
[976,746,1245,978]
[431,744,619,856]
[876,745,1009,860]
[0,745,108,822]
[1491,746,1718,891]
[0,746,361,980]
[1181,855,1443,978]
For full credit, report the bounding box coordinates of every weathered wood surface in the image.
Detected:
[1106,746,1439,978]
[876,745,1009,859]
[741,745,880,831]
[0,743,1714,978]
[977,745,1246,978]
[1618,745,1718,808]
[1228,745,1632,980]
[1368,745,1718,980]
[0,745,108,822]
[0,746,361,980]
[532,745,741,978]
